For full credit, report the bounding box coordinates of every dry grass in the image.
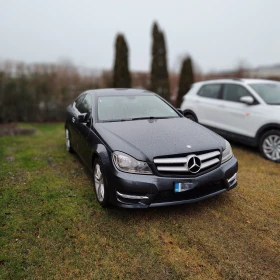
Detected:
[0,123,279,279]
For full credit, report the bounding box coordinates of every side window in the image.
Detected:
[223,84,251,103]
[74,94,92,115]
[78,93,92,115]
[73,94,85,114]
[197,84,222,99]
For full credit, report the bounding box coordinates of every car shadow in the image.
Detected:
[105,191,236,223]
[230,140,259,155]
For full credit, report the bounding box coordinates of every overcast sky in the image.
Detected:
[1,0,279,73]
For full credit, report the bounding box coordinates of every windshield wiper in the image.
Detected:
[101,116,179,122]
[131,116,178,121]
[101,118,133,123]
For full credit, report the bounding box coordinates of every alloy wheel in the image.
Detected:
[65,128,71,151]
[262,135,280,161]
[94,163,105,202]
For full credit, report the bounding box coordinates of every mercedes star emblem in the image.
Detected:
[185,155,201,173]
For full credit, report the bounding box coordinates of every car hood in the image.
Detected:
[95,118,226,162]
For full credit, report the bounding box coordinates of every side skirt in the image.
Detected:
[203,125,257,147]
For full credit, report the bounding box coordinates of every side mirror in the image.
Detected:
[177,108,184,115]
[78,113,90,123]
[240,96,254,105]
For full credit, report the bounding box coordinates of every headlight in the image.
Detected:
[112,151,152,174]
[221,140,233,163]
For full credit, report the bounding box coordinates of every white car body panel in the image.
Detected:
[181,79,280,139]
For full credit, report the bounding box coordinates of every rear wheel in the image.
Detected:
[259,130,280,162]
[93,158,109,207]
[65,128,73,153]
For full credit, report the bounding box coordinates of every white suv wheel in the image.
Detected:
[260,130,280,162]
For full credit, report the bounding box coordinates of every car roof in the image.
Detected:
[241,78,280,84]
[86,88,155,96]
[193,78,280,86]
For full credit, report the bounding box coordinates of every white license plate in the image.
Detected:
[174,182,195,193]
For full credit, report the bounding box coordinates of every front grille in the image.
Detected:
[154,150,220,175]
[153,180,225,203]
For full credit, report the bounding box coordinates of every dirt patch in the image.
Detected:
[0,123,36,137]
[6,155,15,162]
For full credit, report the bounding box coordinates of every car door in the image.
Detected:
[68,94,86,151]
[218,83,261,138]
[75,93,94,167]
[195,83,224,127]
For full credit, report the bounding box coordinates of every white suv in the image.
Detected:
[180,79,280,162]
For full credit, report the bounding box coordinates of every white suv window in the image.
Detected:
[197,84,222,99]
[223,84,252,103]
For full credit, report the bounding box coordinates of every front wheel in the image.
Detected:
[259,130,280,163]
[93,158,109,207]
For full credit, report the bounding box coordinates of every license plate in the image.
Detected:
[174,181,195,193]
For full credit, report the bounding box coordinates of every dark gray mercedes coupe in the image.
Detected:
[65,88,238,208]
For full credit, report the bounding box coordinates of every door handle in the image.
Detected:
[218,104,226,108]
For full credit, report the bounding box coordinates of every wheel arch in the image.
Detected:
[256,123,280,143]
[91,144,113,205]
[182,109,198,122]
[91,144,111,170]
[91,152,99,166]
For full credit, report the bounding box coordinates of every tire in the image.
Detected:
[184,113,197,122]
[93,158,109,207]
[259,130,280,163]
[65,128,73,153]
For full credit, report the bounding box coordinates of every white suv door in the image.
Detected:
[216,83,263,138]
[189,83,225,127]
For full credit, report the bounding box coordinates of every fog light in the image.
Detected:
[227,173,237,185]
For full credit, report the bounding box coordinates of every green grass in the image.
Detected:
[0,123,279,279]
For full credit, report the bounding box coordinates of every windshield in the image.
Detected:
[97,95,179,122]
[250,83,280,105]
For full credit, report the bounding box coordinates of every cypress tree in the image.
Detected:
[177,57,194,107]
[113,34,131,88]
[150,22,170,101]
[150,23,159,93]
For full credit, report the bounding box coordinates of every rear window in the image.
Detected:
[197,84,222,99]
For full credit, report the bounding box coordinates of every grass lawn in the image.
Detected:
[0,123,279,279]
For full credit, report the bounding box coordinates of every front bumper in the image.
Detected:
[106,156,238,208]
